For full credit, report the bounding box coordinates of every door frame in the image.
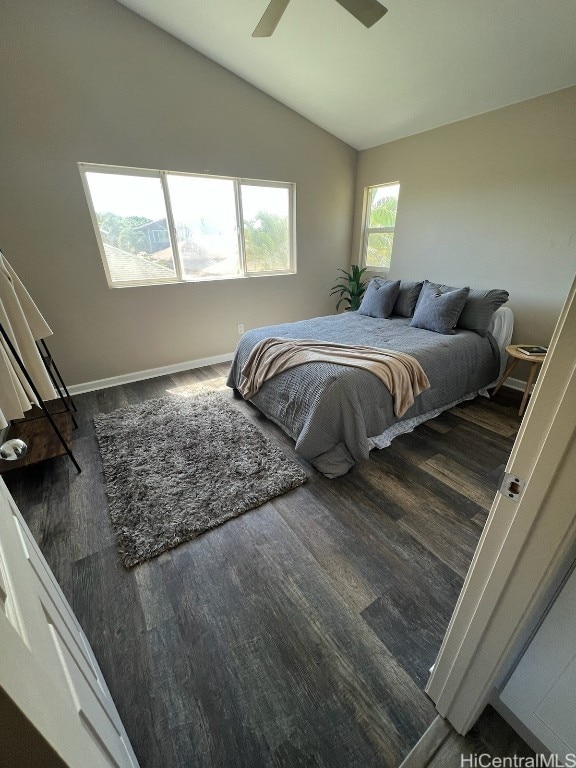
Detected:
[426,276,576,734]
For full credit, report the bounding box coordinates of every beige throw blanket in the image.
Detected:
[239,338,430,417]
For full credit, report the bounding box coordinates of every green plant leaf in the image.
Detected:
[336,297,352,311]
[331,263,370,311]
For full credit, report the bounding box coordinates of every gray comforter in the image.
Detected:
[227,312,500,477]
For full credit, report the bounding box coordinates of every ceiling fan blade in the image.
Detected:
[252,0,291,37]
[333,0,388,28]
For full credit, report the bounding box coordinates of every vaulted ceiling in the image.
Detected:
[116,0,576,150]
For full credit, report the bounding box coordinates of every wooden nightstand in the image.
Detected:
[492,344,547,417]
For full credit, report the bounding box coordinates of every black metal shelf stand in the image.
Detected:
[0,321,81,473]
[37,338,78,429]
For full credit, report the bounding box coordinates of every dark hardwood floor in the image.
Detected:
[3,365,522,768]
[400,706,533,767]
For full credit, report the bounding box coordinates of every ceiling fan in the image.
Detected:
[252,0,388,37]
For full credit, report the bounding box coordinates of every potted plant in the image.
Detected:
[330,264,369,311]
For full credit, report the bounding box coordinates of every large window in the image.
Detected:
[79,163,296,287]
[360,182,400,270]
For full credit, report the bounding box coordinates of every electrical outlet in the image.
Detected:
[237,323,244,335]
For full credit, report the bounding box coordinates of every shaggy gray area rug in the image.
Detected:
[93,392,307,567]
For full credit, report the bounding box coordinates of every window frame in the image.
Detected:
[78,162,296,288]
[359,181,400,273]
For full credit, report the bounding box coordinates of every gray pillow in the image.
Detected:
[435,282,509,336]
[393,280,424,317]
[459,288,509,335]
[411,280,470,334]
[357,278,401,319]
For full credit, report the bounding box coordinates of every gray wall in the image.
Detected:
[354,87,576,377]
[0,0,356,385]
[3,0,574,389]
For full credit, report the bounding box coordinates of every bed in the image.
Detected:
[227,282,513,477]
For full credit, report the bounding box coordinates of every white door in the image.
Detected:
[500,564,576,761]
[426,276,576,734]
[0,478,140,768]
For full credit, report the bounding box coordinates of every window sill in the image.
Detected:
[363,266,391,275]
[107,270,297,289]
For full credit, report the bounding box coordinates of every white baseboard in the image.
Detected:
[67,352,234,396]
[504,377,528,393]
[67,361,529,398]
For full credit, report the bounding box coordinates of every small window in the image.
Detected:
[360,182,400,270]
[79,164,296,287]
[241,183,291,274]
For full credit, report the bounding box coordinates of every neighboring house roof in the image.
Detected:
[103,244,174,282]
[132,218,168,232]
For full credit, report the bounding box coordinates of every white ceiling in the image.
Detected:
[116,0,576,150]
